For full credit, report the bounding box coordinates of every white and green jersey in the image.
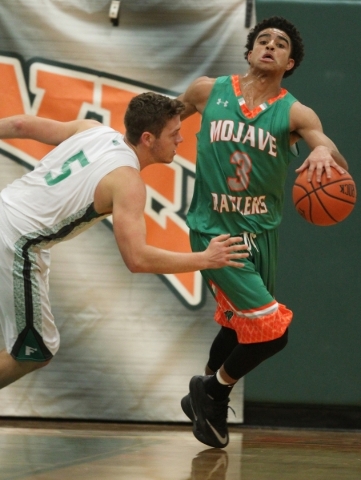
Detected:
[1,125,139,246]
[0,125,139,361]
[186,75,298,236]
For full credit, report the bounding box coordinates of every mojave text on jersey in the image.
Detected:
[210,120,277,157]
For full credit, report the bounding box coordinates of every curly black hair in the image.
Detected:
[244,16,305,78]
[124,92,185,145]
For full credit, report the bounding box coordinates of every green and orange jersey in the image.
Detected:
[186,74,298,236]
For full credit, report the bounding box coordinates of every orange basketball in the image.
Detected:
[292,168,357,226]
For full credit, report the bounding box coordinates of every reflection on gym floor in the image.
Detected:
[0,420,360,480]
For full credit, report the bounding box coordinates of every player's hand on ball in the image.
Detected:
[295,146,346,182]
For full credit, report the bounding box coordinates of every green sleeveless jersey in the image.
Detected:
[186,75,298,235]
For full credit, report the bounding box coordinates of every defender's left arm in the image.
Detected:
[0,114,101,145]
[290,102,348,182]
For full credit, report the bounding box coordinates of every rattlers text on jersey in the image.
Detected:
[186,75,298,236]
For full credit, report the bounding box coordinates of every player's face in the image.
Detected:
[150,116,183,164]
[248,28,295,74]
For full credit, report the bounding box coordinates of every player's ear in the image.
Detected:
[285,58,295,71]
[140,131,154,147]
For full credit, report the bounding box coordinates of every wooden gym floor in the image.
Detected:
[0,419,360,480]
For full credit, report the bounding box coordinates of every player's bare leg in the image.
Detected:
[0,349,50,389]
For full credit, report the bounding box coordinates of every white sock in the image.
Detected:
[216,369,233,386]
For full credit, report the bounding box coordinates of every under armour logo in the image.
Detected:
[25,346,38,356]
[224,310,234,321]
[217,98,229,107]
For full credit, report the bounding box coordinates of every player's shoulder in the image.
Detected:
[215,75,232,84]
[181,76,216,113]
[74,119,106,135]
[188,76,216,94]
[194,75,233,88]
[290,101,318,120]
[290,100,321,130]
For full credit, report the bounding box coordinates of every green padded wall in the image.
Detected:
[244,0,361,406]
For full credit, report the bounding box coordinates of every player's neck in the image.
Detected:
[124,136,138,155]
[239,72,283,110]
[125,136,153,171]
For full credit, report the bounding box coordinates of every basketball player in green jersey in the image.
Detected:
[179,16,348,448]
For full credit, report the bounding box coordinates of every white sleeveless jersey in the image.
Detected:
[0,125,139,249]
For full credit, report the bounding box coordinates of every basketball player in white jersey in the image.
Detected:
[0,92,249,389]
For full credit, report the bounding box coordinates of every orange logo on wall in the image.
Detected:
[0,54,205,308]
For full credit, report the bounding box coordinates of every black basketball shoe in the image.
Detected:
[181,375,230,448]
[181,392,194,421]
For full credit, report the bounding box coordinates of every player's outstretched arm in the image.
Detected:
[109,168,248,274]
[0,114,101,145]
[290,102,348,182]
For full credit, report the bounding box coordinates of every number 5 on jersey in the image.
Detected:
[44,150,90,186]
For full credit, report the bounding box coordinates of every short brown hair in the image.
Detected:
[124,92,185,145]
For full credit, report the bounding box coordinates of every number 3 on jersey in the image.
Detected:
[227,151,252,191]
[44,150,90,186]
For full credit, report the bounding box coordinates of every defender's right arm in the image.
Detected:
[108,167,248,274]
